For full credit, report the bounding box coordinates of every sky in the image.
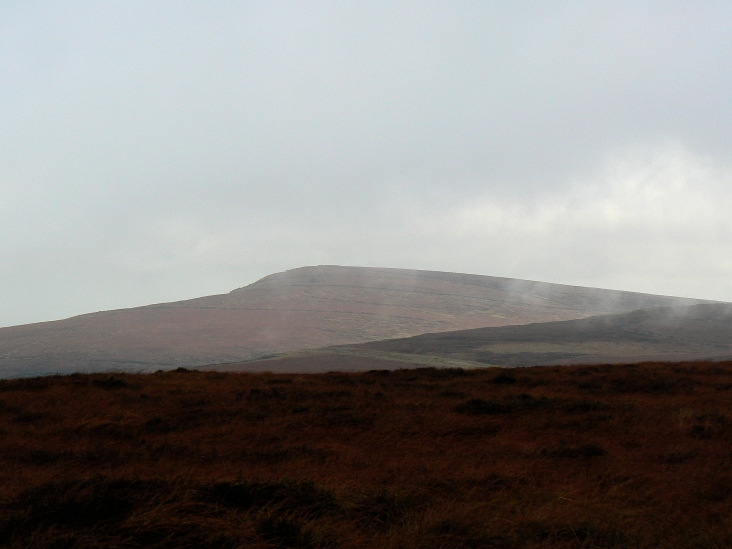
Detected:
[2,1,731,327]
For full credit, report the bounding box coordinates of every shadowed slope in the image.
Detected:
[343,303,732,367]
[0,266,712,377]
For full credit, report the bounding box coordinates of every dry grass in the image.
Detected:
[0,362,730,547]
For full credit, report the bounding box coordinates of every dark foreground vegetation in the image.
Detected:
[0,362,730,548]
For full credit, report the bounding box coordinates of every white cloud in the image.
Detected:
[423,142,732,297]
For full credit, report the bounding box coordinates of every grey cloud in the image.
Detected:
[1,2,731,327]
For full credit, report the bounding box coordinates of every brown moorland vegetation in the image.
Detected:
[0,362,730,548]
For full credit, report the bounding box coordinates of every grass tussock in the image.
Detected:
[0,362,731,547]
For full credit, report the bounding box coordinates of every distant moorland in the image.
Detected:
[205,303,732,374]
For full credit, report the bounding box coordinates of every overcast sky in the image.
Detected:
[2,1,731,327]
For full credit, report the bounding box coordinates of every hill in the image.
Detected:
[0,265,708,377]
[211,303,732,373]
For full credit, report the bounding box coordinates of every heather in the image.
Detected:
[0,362,730,548]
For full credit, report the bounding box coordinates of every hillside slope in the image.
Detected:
[0,266,712,377]
[345,303,732,367]
[211,303,732,374]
